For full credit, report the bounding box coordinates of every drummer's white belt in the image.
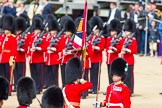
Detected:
[106,103,123,108]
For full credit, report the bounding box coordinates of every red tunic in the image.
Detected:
[0,34,17,63]
[120,37,137,65]
[103,83,131,108]
[28,34,46,63]
[59,35,75,64]
[64,82,92,108]
[85,42,93,69]
[44,33,60,65]
[16,106,28,108]
[15,35,28,62]
[90,35,105,63]
[106,36,122,64]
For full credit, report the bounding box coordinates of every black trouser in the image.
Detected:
[0,63,10,81]
[82,69,89,97]
[124,65,134,94]
[90,63,100,92]
[61,64,66,88]
[44,64,59,87]
[30,63,44,92]
[13,62,26,89]
[107,64,113,84]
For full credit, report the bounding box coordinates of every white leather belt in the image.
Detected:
[106,103,123,108]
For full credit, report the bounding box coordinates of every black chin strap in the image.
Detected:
[36,97,42,108]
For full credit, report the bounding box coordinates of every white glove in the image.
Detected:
[9,56,15,66]
[47,50,53,54]
[124,48,131,53]
[36,47,42,51]
[122,48,131,53]
[30,47,36,52]
[78,79,85,84]
[63,50,71,55]
[108,49,114,53]
[50,47,56,51]
[109,46,117,51]
[93,101,101,108]
[19,48,25,52]
[92,46,100,50]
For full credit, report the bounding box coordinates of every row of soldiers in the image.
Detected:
[0,13,137,98]
[0,56,131,108]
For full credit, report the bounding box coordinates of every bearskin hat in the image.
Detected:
[2,14,15,33]
[89,16,103,31]
[60,15,73,30]
[109,19,122,33]
[65,57,82,84]
[42,85,64,108]
[123,19,136,33]
[19,13,30,27]
[32,17,44,30]
[45,14,57,22]
[48,19,59,31]
[32,14,44,24]
[15,17,27,32]
[17,77,36,106]
[0,76,9,100]
[110,58,127,81]
[64,20,76,33]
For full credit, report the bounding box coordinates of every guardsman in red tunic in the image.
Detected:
[41,85,64,108]
[13,17,28,92]
[59,19,77,87]
[16,77,36,108]
[88,16,105,94]
[106,19,122,84]
[0,76,9,107]
[120,19,137,95]
[63,57,92,108]
[28,17,46,94]
[0,15,17,82]
[44,18,60,87]
[93,58,131,108]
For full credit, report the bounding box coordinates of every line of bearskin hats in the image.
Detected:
[15,17,27,32]
[110,57,128,81]
[0,76,9,100]
[75,16,91,35]
[17,77,36,106]
[45,14,57,22]
[89,16,103,31]
[2,14,15,34]
[60,15,73,30]
[109,19,122,34]
[19,13,30,28]
[65,57,82,84]
[32,15,44,31]
[64,19,76,34]
[46,14,59,32]
[41,85,64,108]
[123,19,136,33]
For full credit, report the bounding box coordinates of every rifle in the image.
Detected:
[86,25,97,42]
[33,22,48,47]
[123,32,135,48]
[17,26,31,51]
[65,33,75,51]
[110,32,122,47]
[48,28,65,48]
[92,23,107,46]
